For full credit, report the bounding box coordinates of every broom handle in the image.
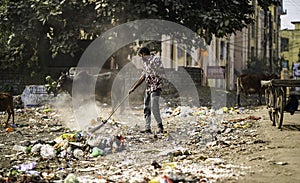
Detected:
[105,77,140,121]
[90,79,139,133]
[105,93,130,121]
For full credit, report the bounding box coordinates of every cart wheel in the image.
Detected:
[274,87,285,129]
[265,87,274,123]
[270,88,277,126]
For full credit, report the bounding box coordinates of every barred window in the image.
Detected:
[281,38,289,52]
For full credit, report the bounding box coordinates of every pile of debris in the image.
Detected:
[0,103,266,182]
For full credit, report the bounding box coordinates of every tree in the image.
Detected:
[0,0,279,79]
[244,56,267,73]
[0,0,45,77]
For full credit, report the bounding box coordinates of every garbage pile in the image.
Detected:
[0,106,127,182]
[1,126,126,182]
[0,104,266,182]
[164,106,244,117]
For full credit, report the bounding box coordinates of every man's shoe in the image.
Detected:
[158,128,164,134]
[158,124,164,133]
[140,129,152,134]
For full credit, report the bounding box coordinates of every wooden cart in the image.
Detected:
[261,79,300,129]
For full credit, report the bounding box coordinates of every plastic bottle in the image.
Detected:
[15,162,37,171]
[64,173,79,183]
[91,147,103,157]
[12,145,26,152]
[73,149,84,159]
[40,144,56,159]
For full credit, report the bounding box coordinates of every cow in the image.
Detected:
[236,73,279,106]
[57,70,118,101]
[0,93,14,127]
[56,70,127,113]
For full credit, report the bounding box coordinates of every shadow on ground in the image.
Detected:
[281,124,300,131]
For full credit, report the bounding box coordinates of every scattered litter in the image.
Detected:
[273,161,288,165]
[0,101,266,182]
[229,115,261,123]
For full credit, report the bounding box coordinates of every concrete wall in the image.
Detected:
[0,72,25,95]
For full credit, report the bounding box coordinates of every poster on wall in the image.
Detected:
[21,85,54,107]
[207,66,226,79]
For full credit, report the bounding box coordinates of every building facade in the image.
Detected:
[280,22,300,72]
[161,0,284,90]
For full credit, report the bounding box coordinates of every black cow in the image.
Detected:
[57,70,126,108]
[236,73,279,106]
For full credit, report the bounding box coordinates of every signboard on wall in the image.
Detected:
[207,66,226,79]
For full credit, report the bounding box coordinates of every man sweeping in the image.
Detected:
[129,47,165,134]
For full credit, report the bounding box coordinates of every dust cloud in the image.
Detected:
[49,92,78,130]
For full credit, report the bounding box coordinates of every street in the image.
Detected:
[0,93,300,182]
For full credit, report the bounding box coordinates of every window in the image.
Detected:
[251,24,255,38]
[220,41,225,60]
[226,42,230,60]
[251,46,255,58]
[186,54,192,66]
[273,6,277,23]
[281,38,289,52]
[177,47,184,58]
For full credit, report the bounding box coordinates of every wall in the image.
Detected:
[0,72,25,95]
[280,22,300,72]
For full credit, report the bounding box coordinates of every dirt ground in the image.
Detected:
[228,107,300,183]
[0,93,300,182]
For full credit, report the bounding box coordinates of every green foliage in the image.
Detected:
[45,75,58,96]
[0,0,278,75]
[244,55,281,75]
[245,57,267,73]
[0,0,41,73]
[1,84,13,93]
